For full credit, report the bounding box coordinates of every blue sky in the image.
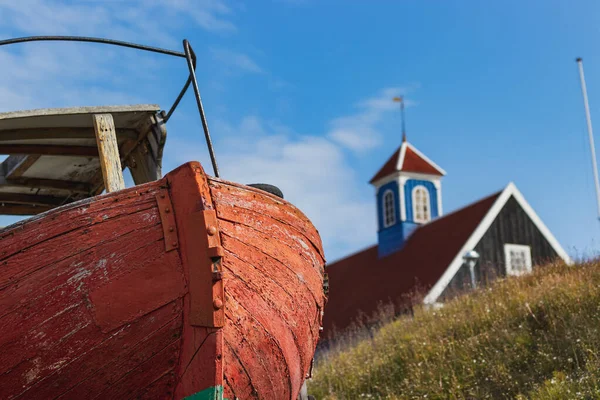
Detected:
[1,0,600,261]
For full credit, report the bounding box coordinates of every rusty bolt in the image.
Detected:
[207,226,217,236]
[213,298,224,310]
[172,241,178,247]
[165,207,170,213]
[160,193,165,199]
[169,226,174,232]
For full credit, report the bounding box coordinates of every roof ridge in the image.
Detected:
[420,188,504,226]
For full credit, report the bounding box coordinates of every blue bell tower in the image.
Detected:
[370,138,446,258]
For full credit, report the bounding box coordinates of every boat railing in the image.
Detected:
[0,36,226,217]
[0,36,219,178]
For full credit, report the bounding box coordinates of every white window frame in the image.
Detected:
[382,189,396,228]
[412,185,431,223]
[504,243,533,276]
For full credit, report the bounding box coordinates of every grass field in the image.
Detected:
[309,260,600,399]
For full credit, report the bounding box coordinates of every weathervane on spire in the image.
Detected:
[393,96,406,142]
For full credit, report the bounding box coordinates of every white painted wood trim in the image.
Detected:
[397,142,407,170]
[509,184,573,265]
[399,176,407,221]
[400,171,443,183]
[382,189,396,228]
[437,184,443,216]
[423,182,573,305]
[371,168,444,188]
[504,243,533,276]
[371,172,401,189]
[412,185,431,223]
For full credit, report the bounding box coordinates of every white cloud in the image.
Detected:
[210,48,264,74]
[0,1,402,261]
[0,0,239,112]
[168,115,377,260]
[327,86,418,152]
[0,0,236,39]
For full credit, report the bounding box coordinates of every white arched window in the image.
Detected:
[412,185,430,223]
[382,190,396,228]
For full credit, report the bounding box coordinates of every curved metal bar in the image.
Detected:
[183,39,219,177]
[0,35,220,177]
[164,76,192,122]
[0,36,185,58]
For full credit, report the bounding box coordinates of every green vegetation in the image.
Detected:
[309,261,600,399]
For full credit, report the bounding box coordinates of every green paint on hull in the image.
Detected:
[183,385,225,400]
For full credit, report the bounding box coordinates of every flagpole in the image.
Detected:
[576,57,600,220]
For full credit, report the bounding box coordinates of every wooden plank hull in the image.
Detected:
[0,162,326,400]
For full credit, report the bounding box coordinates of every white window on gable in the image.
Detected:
[504,244,533,276]
[382,189,396,228]
[412,185,430,223]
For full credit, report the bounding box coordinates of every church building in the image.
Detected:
[322,136,572,339]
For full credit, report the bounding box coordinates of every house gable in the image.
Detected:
[423,182,572,305]
[440,195,562,300]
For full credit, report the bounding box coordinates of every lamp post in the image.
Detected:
[464,250,480,289]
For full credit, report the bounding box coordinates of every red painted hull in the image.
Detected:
[0,162,326,400]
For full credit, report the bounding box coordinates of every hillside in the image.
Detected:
[309,261,600,399]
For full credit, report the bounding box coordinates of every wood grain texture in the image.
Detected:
[0,161,327,400]
[92,114,124,193]
[167,163,224,399]
[0,178,184,399]
[208,176,327,400]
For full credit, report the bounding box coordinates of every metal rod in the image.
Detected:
[0,35,221,177]
[468,262,477,289]
[165,76,192,122]
[184,39,219,177]
[401,98,406,142]
[0,36,186,58]
[576,57,600,220]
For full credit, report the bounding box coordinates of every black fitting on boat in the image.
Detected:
[247,184,284,199]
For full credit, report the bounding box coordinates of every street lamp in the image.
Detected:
[464,250,480,289]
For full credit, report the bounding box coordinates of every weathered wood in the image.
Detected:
[225,296,287,399]
[0,160,327,400]
[93,113,125,193]
[207,173,326,400]
[5,154,39,178]
[209,178,324,259]
[0,192,66,206]
[167,163,225,399]
[0,178,184,399]
[90,114,166,195]
[21,302,182,400]
[0,144,98,156]
[0,204,53,215]
[0,104,159,122]
[121,114,166,185]
[223,342,254,399]
[219,219,324,303]
[0,127,138,142]
[223,243,317,358]
[0,176,91,194]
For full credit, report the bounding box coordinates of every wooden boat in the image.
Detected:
[0,39,327,399]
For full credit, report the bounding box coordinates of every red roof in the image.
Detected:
[369,142,445,184]
[322,190,502,337]
[369,147,401,183]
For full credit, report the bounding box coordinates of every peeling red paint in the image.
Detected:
[0,161,326,400]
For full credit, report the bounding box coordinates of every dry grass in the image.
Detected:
[309,260,600,399]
